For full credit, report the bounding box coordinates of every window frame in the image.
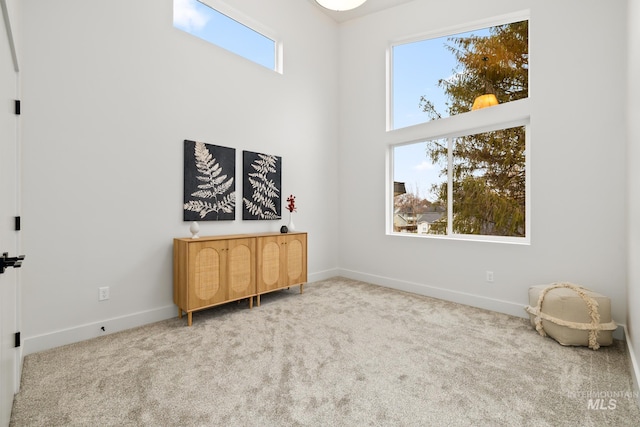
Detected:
[386,12,530,245]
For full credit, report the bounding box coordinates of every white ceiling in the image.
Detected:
[311,0,416,23]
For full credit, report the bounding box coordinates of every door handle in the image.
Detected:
[1,252,25,274]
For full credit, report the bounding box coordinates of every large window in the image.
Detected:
[393,124,528,241]
[390,15,529,243]
[173,0,281,72]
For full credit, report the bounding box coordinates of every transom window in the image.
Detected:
[391,19,528,130]
[173,0,281,72]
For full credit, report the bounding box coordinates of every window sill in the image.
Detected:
[387,231,530,246]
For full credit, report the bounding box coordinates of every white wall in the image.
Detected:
[20,0,340,354]
[627,0,640,397]
[337,0,630,325]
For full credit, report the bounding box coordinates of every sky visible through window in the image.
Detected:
[393,28,490,203]
[173,0,275,70]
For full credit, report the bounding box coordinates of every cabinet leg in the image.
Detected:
[257,294,261,307]
[187,312,192,327]
[178,308,182,319]
[300,283,304,294]
[249,296,253,309]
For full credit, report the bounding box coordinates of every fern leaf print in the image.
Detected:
[183,140,236,221]
[242,151,282,220]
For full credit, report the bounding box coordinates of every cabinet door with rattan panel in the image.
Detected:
[257,235,284,293]
[226,238,256,301]
[284,233,307,286]
[256,232,307,305]
[187,240,228,311]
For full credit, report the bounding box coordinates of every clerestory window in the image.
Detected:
[173,0,281,72]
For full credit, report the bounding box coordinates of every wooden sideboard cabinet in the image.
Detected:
[173,235,256,326]
[256,232,307,306]
[173,232,307,325]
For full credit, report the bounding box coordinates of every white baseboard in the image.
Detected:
[308,268,341,283]
[624,326,640,408]
[22,305,176,356]
[337,268,528,318]
[336,269,629,341]
[21,269,341,356]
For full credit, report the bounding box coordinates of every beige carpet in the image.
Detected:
[10,277,640,426]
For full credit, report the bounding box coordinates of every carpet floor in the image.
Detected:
[10,277,640,426]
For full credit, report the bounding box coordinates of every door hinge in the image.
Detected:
[14,332,20,348]
[14,99,20,115]
[15,216,20,231]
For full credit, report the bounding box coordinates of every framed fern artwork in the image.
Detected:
[242,150,282,220]
[183,140,236,221]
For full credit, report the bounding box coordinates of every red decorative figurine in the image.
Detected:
[286,195,296,213]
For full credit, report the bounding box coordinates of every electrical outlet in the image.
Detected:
[99,286,110,301]
[486,271,494,282]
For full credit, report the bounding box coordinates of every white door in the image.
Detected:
[0,0,20,425]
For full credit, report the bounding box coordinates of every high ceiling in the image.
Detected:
[311,0,416,23]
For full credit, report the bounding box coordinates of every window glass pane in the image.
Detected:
[392,20,528,129]
[393,141,447,234]
[451,126,526,237]
[392,126,526,238]
[174,0,276,71]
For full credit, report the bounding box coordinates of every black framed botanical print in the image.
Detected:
[242,150,281,220]
[183,140,236,221]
